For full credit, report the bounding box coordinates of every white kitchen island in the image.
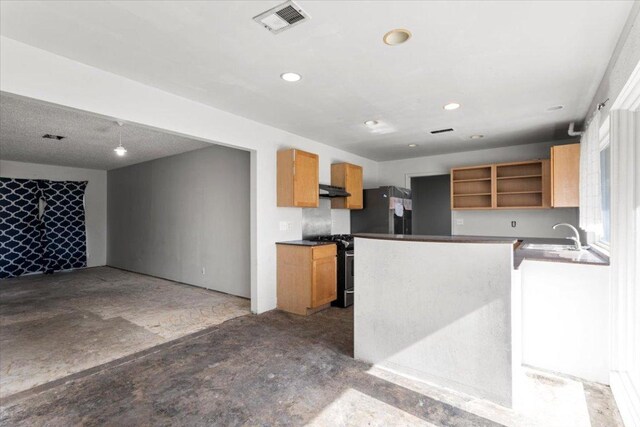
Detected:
[354,234,520,408]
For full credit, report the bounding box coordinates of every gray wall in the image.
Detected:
[107,145,250,298]
[452,208,580,239]
[587,2,640,118]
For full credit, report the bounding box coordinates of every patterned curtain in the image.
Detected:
[38,180,88,273]
[0,178,44,278]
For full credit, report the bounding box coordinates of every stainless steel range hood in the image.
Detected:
[319,184,350,198]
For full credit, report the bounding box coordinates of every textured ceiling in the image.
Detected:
[0,1,634,161]
[0,93,210,170]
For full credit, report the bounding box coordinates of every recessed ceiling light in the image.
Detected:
[547,105,564,111]
[280,72,301,82]
[408,143,417,148]
[443,102,460,111]
[364,120,379,126]
[470,134,484,139]
[383,29,412,46]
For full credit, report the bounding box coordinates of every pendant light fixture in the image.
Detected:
[114,121,127,156]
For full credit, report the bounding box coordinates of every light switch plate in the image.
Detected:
[279,221,289,231]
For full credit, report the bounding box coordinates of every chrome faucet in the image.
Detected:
[552,223,582,251]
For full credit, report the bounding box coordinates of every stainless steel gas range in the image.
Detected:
[309,234,354,307]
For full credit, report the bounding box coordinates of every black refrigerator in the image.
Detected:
[350,186,412,235]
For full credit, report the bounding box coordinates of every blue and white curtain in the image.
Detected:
[0,178,44,278]
[39,180,88,273]
[0,178,88,279]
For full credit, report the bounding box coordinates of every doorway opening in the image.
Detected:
[410,174,451,236]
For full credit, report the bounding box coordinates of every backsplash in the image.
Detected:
[301,198,332,239]
[451,208,584,240]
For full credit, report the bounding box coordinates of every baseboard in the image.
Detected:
[610,371,640,427]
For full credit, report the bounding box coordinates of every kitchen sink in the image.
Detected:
[521,243,581,251]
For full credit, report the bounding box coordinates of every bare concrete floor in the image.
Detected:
[0,305,623,426]
[0,267,250,398]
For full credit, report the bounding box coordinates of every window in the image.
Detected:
[596,118,611,250]
[599,144,611,246]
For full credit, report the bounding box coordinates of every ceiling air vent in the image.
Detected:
[253,0,310,34]
[430,128,454,135]
[42,134,66,140]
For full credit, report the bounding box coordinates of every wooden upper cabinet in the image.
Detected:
[451,159,551,210]
[277,149,319,208]
[331,163,363,209]
[551,143,580,208]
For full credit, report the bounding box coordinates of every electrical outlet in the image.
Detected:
[511,221,517,228]
[456,219,464,225]
[279,221,289,231]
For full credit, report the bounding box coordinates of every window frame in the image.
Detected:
[593,116,611,255]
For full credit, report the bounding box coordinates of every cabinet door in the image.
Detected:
[551,144,580,207]
[310,255,337,308]
[345,164,363,209]
[293,150,319,207]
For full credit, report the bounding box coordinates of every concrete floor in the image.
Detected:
[0,267,250,398]
[0,301,624,426]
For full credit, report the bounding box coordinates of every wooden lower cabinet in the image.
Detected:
[277,243,337,316]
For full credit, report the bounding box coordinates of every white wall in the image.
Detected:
[520,260,610,384]
[0,159,107,267]
[0,36,379,313]
[355,237,516,407]
[378,140,581,238]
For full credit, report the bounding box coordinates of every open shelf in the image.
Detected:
[452,194,492,209]
[497,192,543,208]
[451,166,492,182]
[451,160,550,210]
[496,174,542,180]
[497,191,542,195]
[452,177,492,183]
[453,179,492,196]
[496,162,542,178]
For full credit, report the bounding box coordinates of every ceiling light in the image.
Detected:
[443,103,460,111]
[364,120,379,126]
[383,29,412,46]
[547,105,564,111]
[280,72,301,82]
[470,134,484,139]
[408,144,417,148]
[114,121,127,156]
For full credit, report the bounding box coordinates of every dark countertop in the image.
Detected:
[353,233,518,244]
[353,233,609,269]
[276,240,336,247]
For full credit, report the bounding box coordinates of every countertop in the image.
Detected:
[275,240,336,247]
[514,238,609,269]
[353,233,518,244]
[353,233,609,269]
